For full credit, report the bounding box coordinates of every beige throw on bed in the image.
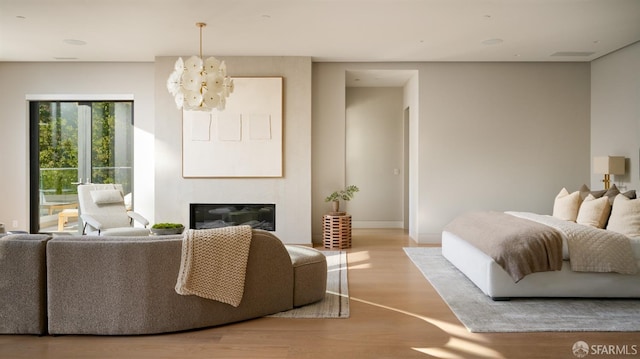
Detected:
[175,225,252,307]
[509,212,638,275]
[444,211,564,282]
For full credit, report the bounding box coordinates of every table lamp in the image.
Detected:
[593,156,625,189]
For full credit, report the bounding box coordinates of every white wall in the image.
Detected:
[0,58,596,246]
[0,62,155,232]
[591,42,640,192]
[0,57,312,245]
[418,62,591,242]
[313,62,591,243]
[154,56,313,245]
[345,87,404,228]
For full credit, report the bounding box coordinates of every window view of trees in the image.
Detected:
[37,101,133,197]
[90,102,132,191]
[38,102,79,195]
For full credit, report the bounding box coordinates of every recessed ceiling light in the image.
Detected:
[63,39,86,46]
[482,38,503,45]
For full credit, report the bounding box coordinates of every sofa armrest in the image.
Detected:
[0,234,51,334]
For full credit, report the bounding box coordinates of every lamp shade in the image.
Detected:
[593,156,625,175]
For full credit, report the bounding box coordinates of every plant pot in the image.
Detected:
[150,226,185,235]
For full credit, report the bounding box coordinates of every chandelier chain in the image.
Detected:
[196,22,206,59]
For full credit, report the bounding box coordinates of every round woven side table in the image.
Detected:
[322,214,352,249]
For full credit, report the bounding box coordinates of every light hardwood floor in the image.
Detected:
[1,228,638,359]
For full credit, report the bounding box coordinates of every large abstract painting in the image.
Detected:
[182,77,283,177]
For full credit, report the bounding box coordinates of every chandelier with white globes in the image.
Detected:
[167,22,234,111]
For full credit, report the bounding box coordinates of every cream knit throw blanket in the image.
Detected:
[175,225,252,307]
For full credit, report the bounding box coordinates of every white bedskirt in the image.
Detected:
[441,230,640,299]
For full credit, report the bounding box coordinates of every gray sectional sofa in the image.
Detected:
[0,230,327,335]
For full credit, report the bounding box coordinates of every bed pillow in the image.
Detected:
[622,190,637,199]
[607,194,640,237]
[603,184,620,205]
[576,194,611,228]
[90,189,124,205]
[552,188,581,222]
[578,184,591,201]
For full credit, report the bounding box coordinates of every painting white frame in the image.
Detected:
[182,77,283,177]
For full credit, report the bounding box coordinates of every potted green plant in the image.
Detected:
[150,222,185,235]
[324,185,359,214]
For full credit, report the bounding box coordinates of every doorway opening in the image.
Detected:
[344,69,416,229]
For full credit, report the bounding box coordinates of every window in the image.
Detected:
[29,101,134,233]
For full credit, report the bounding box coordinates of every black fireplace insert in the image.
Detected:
[189,203,275,231]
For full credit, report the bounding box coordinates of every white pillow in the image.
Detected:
[607,194,640,237]
[576,194,611,228]
[552,188,581,222]
[90,189,124,205]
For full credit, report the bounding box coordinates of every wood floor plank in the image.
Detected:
[1,228,638,358]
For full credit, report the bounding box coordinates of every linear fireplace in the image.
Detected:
[189,203,275,231]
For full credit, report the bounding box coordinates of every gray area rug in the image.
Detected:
[404,247,640,332]
[269,250,349,318]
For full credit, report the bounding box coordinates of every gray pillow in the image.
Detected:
[604,184,620,205]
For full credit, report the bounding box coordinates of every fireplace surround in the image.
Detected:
[190,203,275,231]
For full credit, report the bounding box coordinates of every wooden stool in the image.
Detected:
[323,214,352,249]
[58,209,78,231]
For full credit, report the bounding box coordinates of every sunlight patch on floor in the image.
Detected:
[346,250,372,270]
[350,296,505,359]
[412,337,506,359]
[412,347,467,359]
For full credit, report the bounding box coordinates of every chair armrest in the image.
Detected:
[127,211,149,227]
[80,214,102,230]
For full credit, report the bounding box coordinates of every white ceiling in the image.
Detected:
[1,0,640,85]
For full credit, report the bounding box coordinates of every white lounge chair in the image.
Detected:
[77,184,149,236]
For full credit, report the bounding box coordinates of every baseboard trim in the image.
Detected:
[352,221,403,229]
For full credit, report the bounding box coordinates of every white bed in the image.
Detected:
[442,229,640,299]
[441,187,640,299]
